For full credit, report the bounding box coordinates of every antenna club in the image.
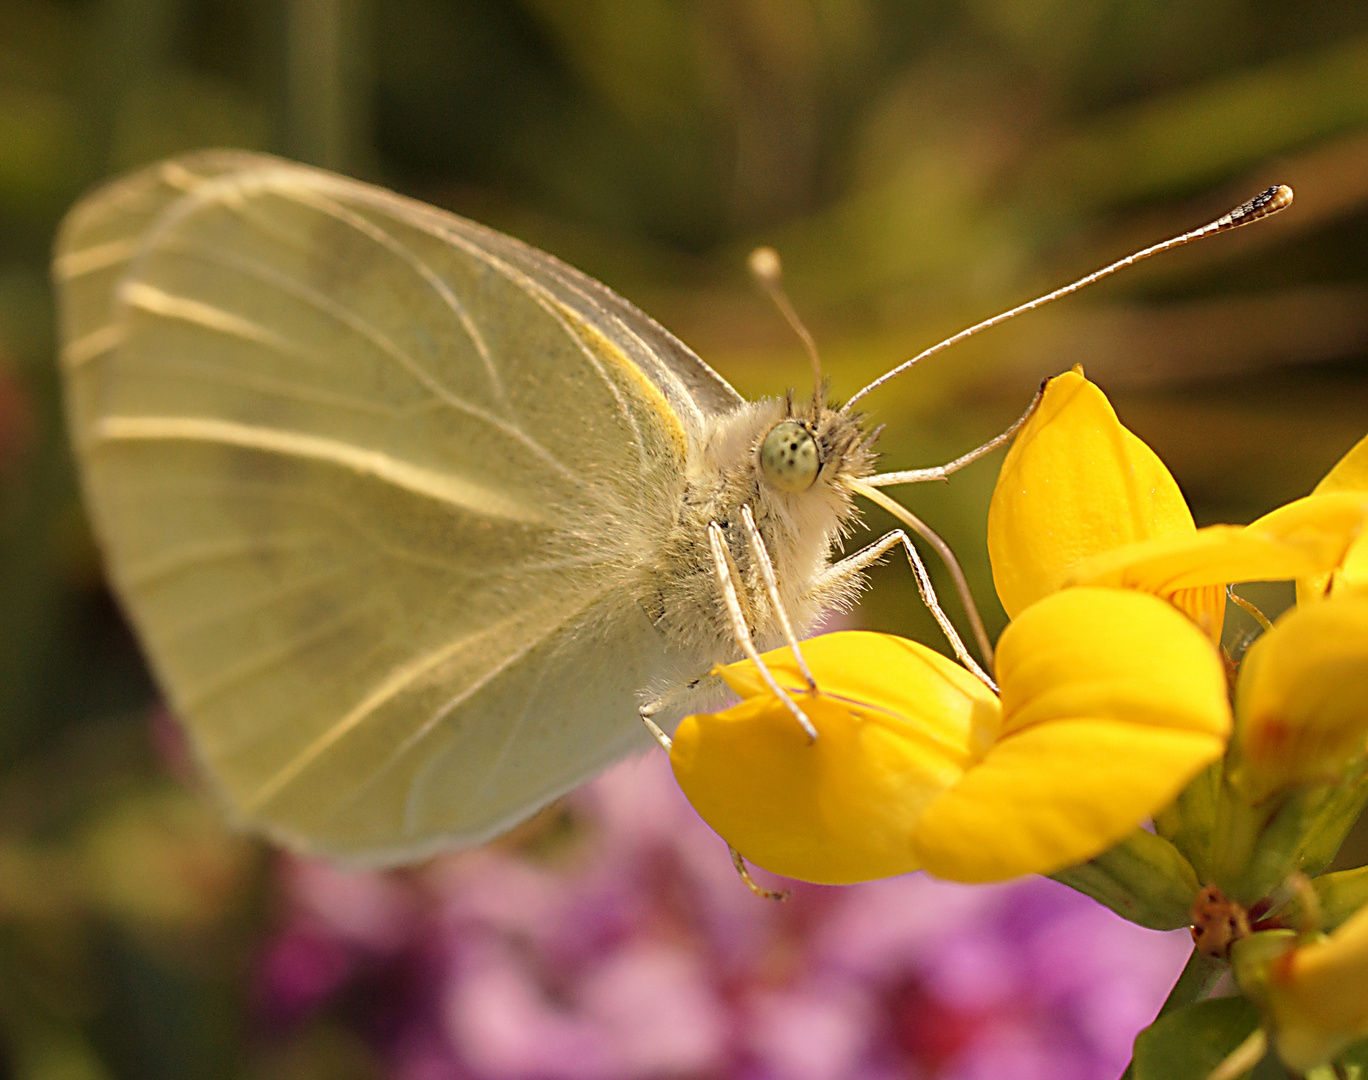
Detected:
[748,246,783,286]
[1214,183,1294,232]
[746,245,825,409]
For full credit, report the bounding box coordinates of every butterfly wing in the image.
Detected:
[55,153,700,863]
[431,210,746,425]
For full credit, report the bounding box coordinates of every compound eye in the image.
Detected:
[760,421,820,493]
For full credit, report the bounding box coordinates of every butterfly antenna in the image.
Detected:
[749,246,825,413]
[843,184,1294,411]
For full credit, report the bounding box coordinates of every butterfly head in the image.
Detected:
[753,391,874,528]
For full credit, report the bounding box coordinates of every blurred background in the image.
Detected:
[2,1,1368,1077]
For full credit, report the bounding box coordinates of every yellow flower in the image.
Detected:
[1253,430,1368,603]
[671,370,1364,894]
[989,370,1368,877]
[1234,905,1368,1072]
[1230,595,1368,804]
[989,370,1365,641]
[671,588,1230,885]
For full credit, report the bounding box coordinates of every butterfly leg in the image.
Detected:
[739,505,817,693]
[813,529,995,690]
[847,480,995,671]
[861,383,1043,488]
[730,844,788,901]
[638,700,674,751]
[708,522,818,741]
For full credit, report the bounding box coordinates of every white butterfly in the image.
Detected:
[52,151,1289,864]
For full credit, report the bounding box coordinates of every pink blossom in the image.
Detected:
[255,752,1190,1078]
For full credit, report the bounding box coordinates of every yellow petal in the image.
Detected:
[1313,431,1368,496]
[672,633,1000,885]
[1284,431,1368,601]
[1232,596,1368,804]
[1248,491,1368,603]
[1068,525,1330,593]
[1265,903,1368,1072]
[1335,533,1368,598]
[911,720,1225,882]
[714,632,996,760]
[995,587,1232,740]
[912,588,1231,882]
[988,369,1194,618]
[1067,523,1350,641]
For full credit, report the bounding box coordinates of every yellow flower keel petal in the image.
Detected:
[909,587,1232,883]
[1334,533,1368,598]
[676,594,1233,887]
[911,719,1226,882]
[1236,903,1368,1073]
[1269,904,1368,1071]
[672,633,1000,885]
[996,588,1232,740]
[1248,491,1368,603]
[671,697,930,884]
[1067,524,1337,640]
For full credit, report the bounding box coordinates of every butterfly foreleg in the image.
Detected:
[861,384,1043,489]
[812,530,995,690]
[707,521,818,741]
[738,505,817,692]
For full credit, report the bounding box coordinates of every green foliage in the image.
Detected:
[1132,997,1262,1080]
[1052,826,1201,930]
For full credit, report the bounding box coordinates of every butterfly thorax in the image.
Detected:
[642,394,874,668]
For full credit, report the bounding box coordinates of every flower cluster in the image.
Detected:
[671,369,1368,1077]
[256,751,1193,1080]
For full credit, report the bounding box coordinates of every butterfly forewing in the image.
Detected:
[56,155,698,862]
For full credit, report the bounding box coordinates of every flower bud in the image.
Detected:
[1233,906,1368,1072]
[1231,597,1368,804]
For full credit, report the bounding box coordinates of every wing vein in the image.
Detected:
[122,531,332,587]
[403,224,652,472]
[241,605,554,813]
[155,554,374,639]
[215,175,509,407]
[152,237,587,488]
[91,415,546,524]
[53,238,140,280]
[120,282,297,352]
[62,323,127,370]
[309,587,616,827]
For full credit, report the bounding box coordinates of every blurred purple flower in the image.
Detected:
[255,752,1191,1079]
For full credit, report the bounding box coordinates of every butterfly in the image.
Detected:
[52,151,1290,863]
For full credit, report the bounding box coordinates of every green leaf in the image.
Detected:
[1052,827,1200,930]
[1132,997,1262,1080]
